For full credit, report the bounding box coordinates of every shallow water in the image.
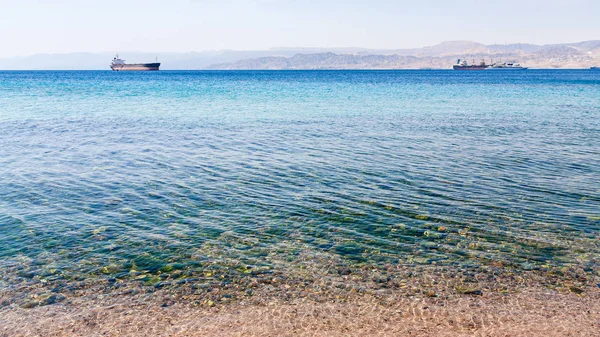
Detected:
[0,70,599,293]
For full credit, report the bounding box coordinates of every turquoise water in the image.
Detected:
[1,70,599,293]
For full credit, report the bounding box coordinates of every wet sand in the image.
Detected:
[2,263,599,336]
[1,286,599,336]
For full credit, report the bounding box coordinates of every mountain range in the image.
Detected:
[1,40,599,70]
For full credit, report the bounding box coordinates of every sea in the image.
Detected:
[0,70,599,305]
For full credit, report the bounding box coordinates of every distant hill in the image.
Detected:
[0,49,336,70]
[1,40,599,70]
[0,50,308,70]
[207,53,446,70]
[209,40,600,70]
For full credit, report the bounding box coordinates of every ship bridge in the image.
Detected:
[112,54,125,65]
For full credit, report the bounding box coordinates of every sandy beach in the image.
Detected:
[2,286,598,336]
[2,262,599,336]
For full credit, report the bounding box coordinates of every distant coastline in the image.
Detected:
[0,40,599,70]
[208,40,600,70]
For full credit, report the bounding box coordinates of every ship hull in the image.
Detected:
[591,67,599,70]
[110,63,160,71]
[453,65,488,70]
[486,67,528,70]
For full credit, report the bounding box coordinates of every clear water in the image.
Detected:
[0,70,599,290]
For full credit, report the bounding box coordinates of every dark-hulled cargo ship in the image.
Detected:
[110,54,160,71]
[453,59,489,70]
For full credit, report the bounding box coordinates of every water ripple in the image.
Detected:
[0,70,599,288]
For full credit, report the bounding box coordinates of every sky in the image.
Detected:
[0,0,598,57]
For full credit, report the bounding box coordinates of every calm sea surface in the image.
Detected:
[1,70,599,292]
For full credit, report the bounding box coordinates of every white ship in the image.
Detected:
[487,62,528,70]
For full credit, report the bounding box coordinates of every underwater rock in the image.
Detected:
[337,267,352,276]
[568,286,584,295]
[425,290,437,297]
[456,286,483,295]
[154,281,169,289]
[20,301,38,309]
[38,294,60,305]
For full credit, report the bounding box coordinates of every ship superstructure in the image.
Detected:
[453,59,489,70]
[110,54,160,71]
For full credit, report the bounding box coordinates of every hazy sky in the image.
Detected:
[1,0,598,57]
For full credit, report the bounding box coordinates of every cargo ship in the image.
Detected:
[110,54,160,71]
[453,59,489,70]
[487,62,528,70]
[592,66,600,70]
